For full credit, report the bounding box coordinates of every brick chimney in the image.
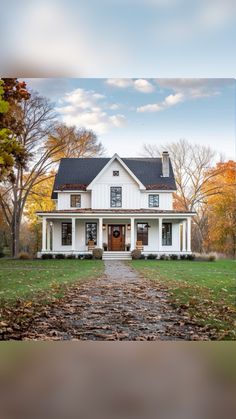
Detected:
[162,151,169,177]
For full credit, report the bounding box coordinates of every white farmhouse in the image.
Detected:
[37,152,195,259]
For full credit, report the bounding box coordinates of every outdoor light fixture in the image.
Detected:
[127,224,131,230]
[102,224,106,230]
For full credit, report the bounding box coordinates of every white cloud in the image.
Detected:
[57,88,126,134]
[106,79,133,88]
[137,78,233,113]
[137,92,184,112]
[134,79,155,93]
[106,78,155,93]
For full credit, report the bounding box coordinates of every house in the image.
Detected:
[37,152,195,259]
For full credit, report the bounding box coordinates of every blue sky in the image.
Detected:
[25,78,235,159]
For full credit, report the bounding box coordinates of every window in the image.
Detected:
[70,194,81,208]
[86,223,97,244]
[162,223,172,246]
[61,222,72,245]
[137,223,148,246]
[113,170,119,176]
[110,187,122,207]
[149,194,159,208]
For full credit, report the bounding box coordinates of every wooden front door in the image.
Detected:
[108,225,125,251]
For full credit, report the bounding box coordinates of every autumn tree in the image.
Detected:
[46,124,105,160]
[142,139,222,252]
[0,79,30,181]
[203,161,236,256]
[0,89,105,257]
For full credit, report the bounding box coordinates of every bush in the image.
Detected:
[208,254,216,261]
[0,251,4,258]
[159,254,167,260]
[84,253,93,260]
[41,253,53,259]
[131,249,142,260]
[170,254,178,260]
[140,254,146,259]
[18,252,30,260]
[147,254,156,260]
[66,254,76,259]
[55,254,65,259]
[93,248,103,260]
[180,254,186,260]
[186,254,195,261]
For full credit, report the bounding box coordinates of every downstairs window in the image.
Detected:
[162,223,172,246]
[61,222,72,245]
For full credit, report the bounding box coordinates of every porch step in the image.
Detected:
[103,251,132,260]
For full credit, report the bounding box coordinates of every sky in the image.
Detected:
[25,78,235,159]
[1,0,236,77]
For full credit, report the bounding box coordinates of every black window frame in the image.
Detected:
[113,170,119,176]
[85,222,97,245]
[148,194,159,208]
[70,194,81,208]
[162,222,172,246]
[137,223,148,246]
[61,222,72,246]
[110,186,122,208]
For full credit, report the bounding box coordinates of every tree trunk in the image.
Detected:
[11,207,22,258]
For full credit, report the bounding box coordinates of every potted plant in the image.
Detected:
[103,242,108,251]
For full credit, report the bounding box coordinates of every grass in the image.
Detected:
[0,259,104,306]
[130,260,236,339]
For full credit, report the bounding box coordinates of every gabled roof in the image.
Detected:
[52,156,176,198]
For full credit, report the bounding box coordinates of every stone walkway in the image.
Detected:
[2,260,207,341]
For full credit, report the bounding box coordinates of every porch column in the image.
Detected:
[42,217,47,252]
[158,218,162,251]
[187,217,191,252]
[130,218,135,250]
[72,218,76,251]
[98,218,103,248]
[182,220,186,252]
[46,221,51,251]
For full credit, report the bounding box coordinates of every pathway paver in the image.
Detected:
[1,261,209,340]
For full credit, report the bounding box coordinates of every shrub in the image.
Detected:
[170,254,178,260]
[180,254,186,260]
[147,254,156,260]
[93,248,103,260]
[0,251,4,258]
[208,254,216,262]
[18,252,30,260]
[159,254,167,260]
[131,249,142,260]
[41,253,53,259]
[66,254,76,259]
[84,253,93,260]
[186,254,195,261]
[55,254,65,259]
[140,254,146,259]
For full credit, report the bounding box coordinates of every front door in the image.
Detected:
[108,225,125,251]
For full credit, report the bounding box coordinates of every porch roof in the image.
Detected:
[37,208,195,215]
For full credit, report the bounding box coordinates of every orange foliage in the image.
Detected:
[204,161,236,255]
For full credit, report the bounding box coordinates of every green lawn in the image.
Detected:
[0,259,103,305]
[130,260,236,339]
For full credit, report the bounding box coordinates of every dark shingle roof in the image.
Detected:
[52,157,176,198]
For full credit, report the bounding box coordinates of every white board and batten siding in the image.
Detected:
[57,191,91,210]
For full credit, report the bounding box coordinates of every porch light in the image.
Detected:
[102,224,106,230]
[127,224,131,230]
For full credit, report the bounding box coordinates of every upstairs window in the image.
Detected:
[149,194,159,208]
[70,194,81,208]
[162,223,172,246]
[113,170,119,176]
[110,187,122,207]
[61,222,72,246]
[137,223,148,246]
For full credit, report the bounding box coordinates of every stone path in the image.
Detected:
[2,260,207,341]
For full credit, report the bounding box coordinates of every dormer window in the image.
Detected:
[70,194,81,208]
[113,170,119,176]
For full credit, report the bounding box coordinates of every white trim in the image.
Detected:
[140,189,176,193]
[86,154,146,190]
[54,190,88,193]
[37,212,195,218]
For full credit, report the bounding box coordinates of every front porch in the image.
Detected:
[37,212,193,259]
